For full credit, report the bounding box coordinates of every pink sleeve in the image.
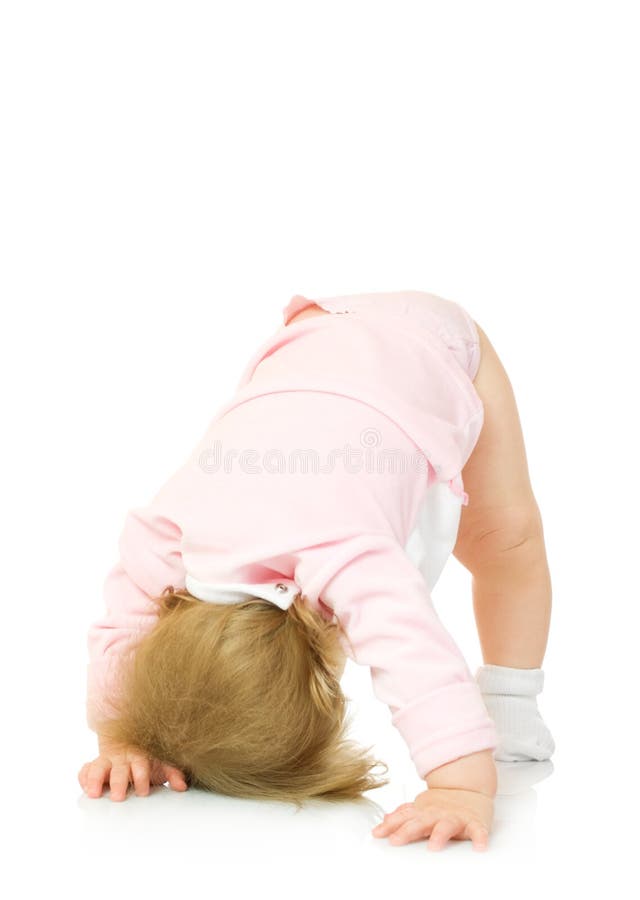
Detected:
[86,509,185,732]
[298,535,498,779]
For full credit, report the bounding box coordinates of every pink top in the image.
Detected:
[86,290,498,778]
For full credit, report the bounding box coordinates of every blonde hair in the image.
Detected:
[94,587,390,806]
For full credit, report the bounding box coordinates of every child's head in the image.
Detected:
[95,587,389,806]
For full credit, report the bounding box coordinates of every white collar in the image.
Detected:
[184,574,300,610]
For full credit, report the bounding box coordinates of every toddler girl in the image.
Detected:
[78,290,555,852]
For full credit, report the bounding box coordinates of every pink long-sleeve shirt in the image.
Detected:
[87,290,499,778]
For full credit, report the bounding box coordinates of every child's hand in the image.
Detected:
[78,740,189,801]
[371,787,494,852]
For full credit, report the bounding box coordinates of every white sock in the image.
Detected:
[476,664,556,762]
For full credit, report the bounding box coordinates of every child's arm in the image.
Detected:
[81,507,190,800]
[296,535,500,781]
[86,508,185,732]
[298,535,499,850]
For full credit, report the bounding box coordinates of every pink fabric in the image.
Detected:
[86,290,498,777]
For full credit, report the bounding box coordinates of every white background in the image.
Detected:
[2,1,638,896]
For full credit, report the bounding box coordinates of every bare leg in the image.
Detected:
[469,523,551,668]
[453,322,552,668]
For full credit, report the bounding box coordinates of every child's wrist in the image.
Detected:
[425,749,497,798]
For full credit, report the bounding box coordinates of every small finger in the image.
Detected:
[387,818,431,846]
[129,757,151,797]
[109,763,131,802]
[164,765,189,791]
[149,760,188,790]
[371,804,415,836]
[86,761,109,798]
[428,817,462,852]
[466,821,490,852]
